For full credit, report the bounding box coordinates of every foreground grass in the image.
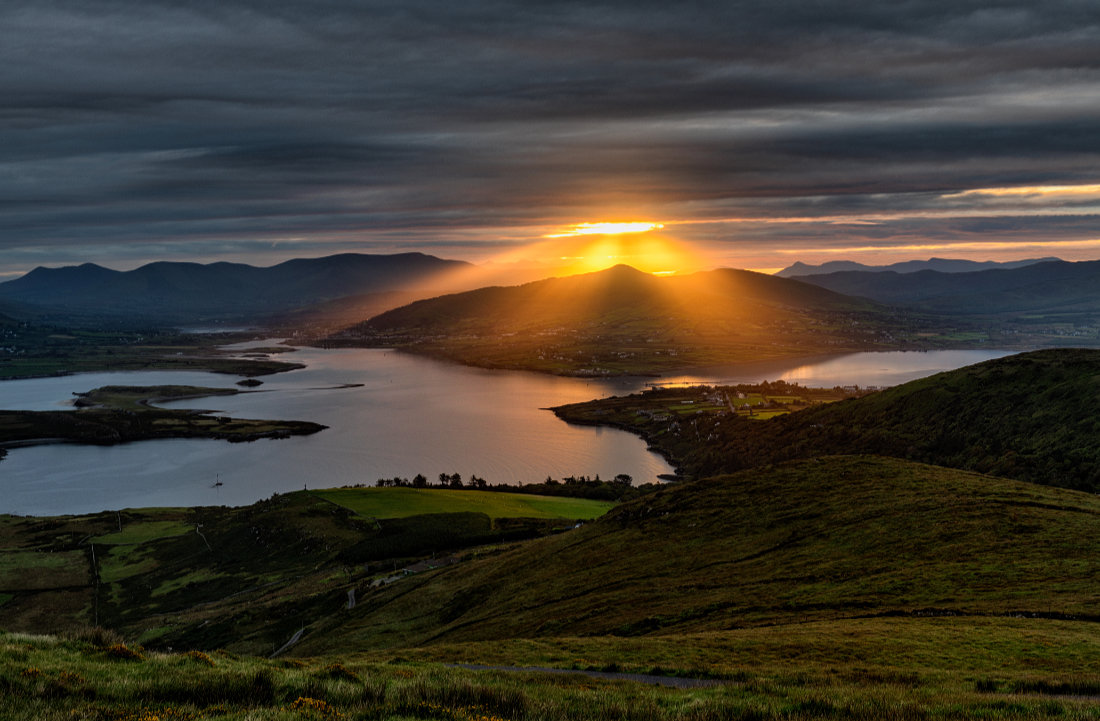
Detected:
[315,487,614,521]
[370,616,1100,680]
[3,628,1098,721]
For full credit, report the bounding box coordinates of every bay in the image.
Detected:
[0,346,1013,516]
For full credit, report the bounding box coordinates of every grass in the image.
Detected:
[0,551,88,591]
[373,616,1100,678]
[99,544,158,585]
[94,520,193,545]
[314,487,614,521]
[1,628,1098,721]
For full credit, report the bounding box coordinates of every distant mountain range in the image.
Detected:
[0,253,471,326]
[794,258,1100,314]
[776,256,1060,277]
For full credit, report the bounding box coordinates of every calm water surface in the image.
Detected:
[0,346,1012,516]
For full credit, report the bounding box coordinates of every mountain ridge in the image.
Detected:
[777,256,1061,277]
[792,258,1100,314]
[0,252,472,325]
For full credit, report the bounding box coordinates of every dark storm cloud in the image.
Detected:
[2,0,1100,271]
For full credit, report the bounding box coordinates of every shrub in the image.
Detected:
[288,695,342,717]
[63,625,126,648]
[320,662,360,682]
[106,643,145,661]
[184,650,215,667]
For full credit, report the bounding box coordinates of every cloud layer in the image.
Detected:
[3,0,1100,273]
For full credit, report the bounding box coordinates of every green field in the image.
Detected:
[314,487,615,520]
[93,520,193,545]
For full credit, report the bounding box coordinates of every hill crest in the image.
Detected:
[332,264,896,375]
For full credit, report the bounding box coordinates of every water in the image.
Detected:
[654,349,1013,389]
[0,346,670,515]
[0,347,1013,516]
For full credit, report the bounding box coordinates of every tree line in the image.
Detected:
[340,471,658,501]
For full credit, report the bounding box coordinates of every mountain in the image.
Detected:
[557,348,1100,493]
[293,455,1099,652]
[791,259,1100,315]
[332,264,906,374]
[0,253,472,326]
[776,256,1060,277]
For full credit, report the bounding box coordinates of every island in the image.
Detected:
[0,384,326,460]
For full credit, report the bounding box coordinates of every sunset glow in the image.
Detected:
[545,222,665,238]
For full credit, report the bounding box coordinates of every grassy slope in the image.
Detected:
[316,487,613,520]
[295,456,1100,653]
[556,348,1100,493]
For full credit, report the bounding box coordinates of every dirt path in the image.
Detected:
[450,663,725,688]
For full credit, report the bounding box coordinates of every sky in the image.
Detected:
[3,0,1100,277]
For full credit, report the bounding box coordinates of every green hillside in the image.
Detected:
[293,456,1100,653]
[557,348,1100,492]
[0,489,609,655]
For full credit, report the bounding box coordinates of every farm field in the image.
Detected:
[315,487,615,521]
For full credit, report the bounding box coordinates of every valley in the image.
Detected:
[3,257,1100,720]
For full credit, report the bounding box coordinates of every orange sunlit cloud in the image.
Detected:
[544,221,665,238]
[945,183,1100,198]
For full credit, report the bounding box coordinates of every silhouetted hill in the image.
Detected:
[334,264,910,374]
[795,259,1100,314]
[0,253,471,326]
[294,455,1099,651]
[777,257,1059,277]
[558,348,1100,493]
